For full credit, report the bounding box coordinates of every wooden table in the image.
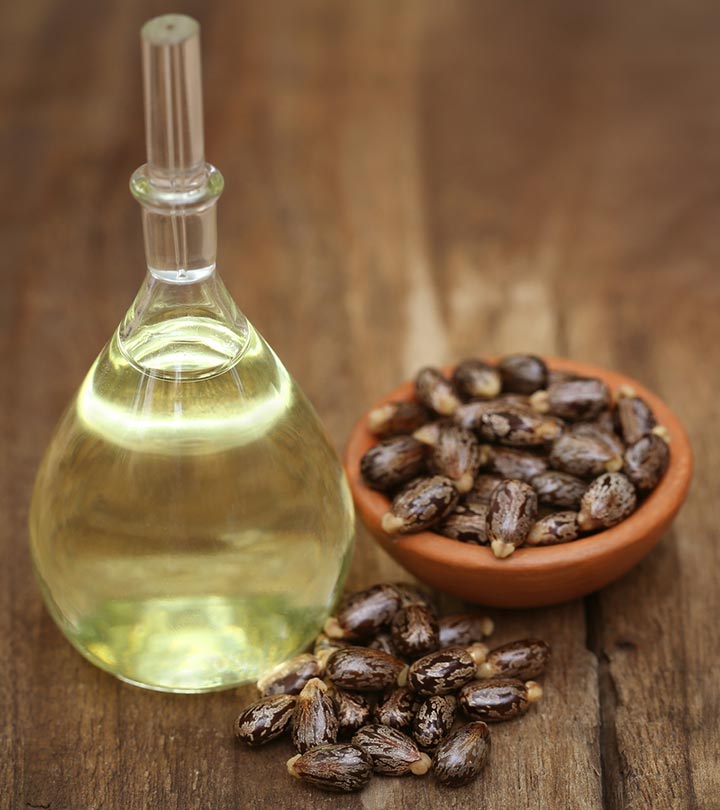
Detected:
[2,1,718,807]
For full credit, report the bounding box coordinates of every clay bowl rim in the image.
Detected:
[344,356,693,576]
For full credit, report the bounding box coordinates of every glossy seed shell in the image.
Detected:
[549,432,623,478]
[531,471,588,509]
[415,367,461,416]
[291,678,339,753]
[487,447,549,482]
[624,433,670,491]
[479,407,562,447]
[368,631,397,656]
[578,472,637,531]
[477,639,551,680]
[534,377,610,421]
[498,354,548,394]
[526,511,580,546]
[382,475,459,535]
[459,678,540,722]
[329,687,373,736]
[367,400,431,438]
[438,614,494,648]
[325,647,406,692]
[467,473,504,504]
[412,695,457,751]
[234,694,296,746]
[392,581,437,613]
[432,721,491,787]
[373,687,417,731]
[487,479,538,558]
[405,647,477,696]
[426,424,484,492]
[257,653,323,697]
[438,506,489,544]
[452,359,502,400]
[352,724,431,776]
[326,583,402,640]
[359,436,427,492]
[287,744,372,793]
[391,604,440,659]
[615,393,657,444]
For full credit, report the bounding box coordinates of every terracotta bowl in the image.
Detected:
[344,357,692,608]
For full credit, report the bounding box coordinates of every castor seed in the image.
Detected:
[381,475,459,535]
[526,511,581,546]
[324,583,402,640]
[459,678,543,722]
[479,407,563,447]
[403,646,480,696]
[392,581,437,613]
[624,433,670,492]
[477,639,551,680]
[530,470,588,509]
[328,686,373,736]
[498,354,548,394]
[415,367,461,416]
[291,678,339,753]
[531,377,610,421]
[438,614,494,648]
[452,359,502,400]
[391,604,440,659]
[466,473,505,504]
[487,447,549,482]
[487,479,538,559]
[257,653,323,697]
[367,631,397,656]
[438,504,489,545]
[325,647,406,692]
[423,424,486,493]
[352,724,431,776]
[578,472,637,531]
[373,687,418,731]
[367,400,431,438]
[549,432,623,478]
[432,721,491,787]
[615,390,657,444]
[360,436,427,492]
[412,695,458,751]
[287,744,372,793]
[234,694,296,746]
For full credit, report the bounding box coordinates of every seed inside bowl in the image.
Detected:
[361,355,670,559]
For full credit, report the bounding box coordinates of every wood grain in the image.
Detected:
[1,0,718,808]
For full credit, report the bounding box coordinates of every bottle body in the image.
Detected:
[30,307,354,692]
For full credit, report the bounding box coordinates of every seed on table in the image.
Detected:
[530,377,610,421]
[328,686,373,736]
[402,646,480,696]
[526,511,581,546]
[287,744,372,793]
[352,724,432,776]
[452,359,502,400]
[368,631,397,656]
[498,354,548,394]
[392,581,437,613]
[487,479,539,559]
[381,475,459,535]
[391,604,440,659]
[234,694,296,747]
[438,504,489,545]
[549,432,623,478]
[623,433,670,491]
[459,678,543,722]
[325,647,406,692]
[257,653,323,697]
[291,678,339,753]
[415,367,461,416]
[487,447,549,482]
[359,436,427,492]
[477,639,551,680]
[479,407,563,447]
[578,472,637,531]
[412,695,457,751]
[367,400,431,438]
[432,721,491,787]
[438,614,494,648]
[324,583,402,640]
[422,424,486,493]
[531,470,588,509]
[615,389,657,444]
[373,687,418,731]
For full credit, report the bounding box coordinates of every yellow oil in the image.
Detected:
[29,313,354,692]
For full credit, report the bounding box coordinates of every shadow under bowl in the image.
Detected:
[344,356,693,608]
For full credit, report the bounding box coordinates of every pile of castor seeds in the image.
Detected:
[234,582,550,792]
[360,354,670,557]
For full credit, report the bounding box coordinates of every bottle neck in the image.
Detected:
[130,163,224,284]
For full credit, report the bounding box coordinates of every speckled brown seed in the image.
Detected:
[549,431,623,478]
[422,424,485,493]
[498,354,548,394]
[531,470,588,509]
[257,653,323,697]
[452,359,502,400]
[381,475,459,535]
[373,687,418,731]
[624,433,670,491]
[487,447,549,482]
[412,695,457,751]
[438,503,489,545]
[351,724,432,776]
[392,581,437,613]
[234,694,296,746]
[578,472,637,531]
[359,435,427,492]
[438,614,494,648]
[325,647,406,692]
[459,678,543,722]
[453,400,502,431]
[531,377,610,421]
[391,604,440,659]
[328,687,373,736]
[367,400,431,438]
[368,631,397,656]
[615,391,657,444]
[287,744,372,793]
[403,647,478,696]
[432,722,491,787]
[415,367,461,416]
[479,407,563,447]
[477,639,551,680]
[324,583,402,640]
[487,479,539,559]
[291,678,339,753]
[569,422,625,456]
[526,511,581,546]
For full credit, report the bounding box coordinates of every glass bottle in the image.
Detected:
[28,15,354,693]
